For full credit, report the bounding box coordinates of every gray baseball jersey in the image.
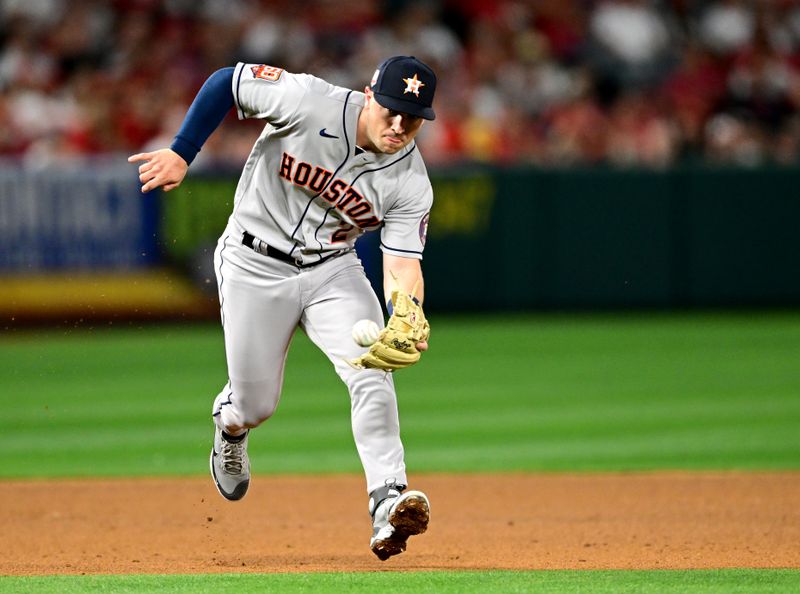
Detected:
[210,63,436,496]
[230,62,433,264]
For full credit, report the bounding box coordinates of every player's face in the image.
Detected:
[361,88,425,154]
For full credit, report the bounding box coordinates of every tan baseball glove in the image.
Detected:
[349,280,430,371]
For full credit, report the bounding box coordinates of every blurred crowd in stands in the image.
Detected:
[2,0,800,169]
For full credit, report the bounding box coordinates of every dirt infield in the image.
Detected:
[2,472,799,575]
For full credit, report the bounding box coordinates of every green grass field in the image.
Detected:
[2,312,799,591]
[2,569,799,594]
[2,312,799,478]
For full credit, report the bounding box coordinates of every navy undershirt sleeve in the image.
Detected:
[170,67,235,165]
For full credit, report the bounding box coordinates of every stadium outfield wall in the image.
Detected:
[0,160,213,321]
[0,160,798,321]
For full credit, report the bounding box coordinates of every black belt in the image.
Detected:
[241,231,334,268]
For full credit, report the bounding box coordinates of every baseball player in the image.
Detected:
[128,56,436,560]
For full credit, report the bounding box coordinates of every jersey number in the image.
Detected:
[332,223,354,243]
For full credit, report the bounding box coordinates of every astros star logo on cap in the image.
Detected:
[402,74,425,97]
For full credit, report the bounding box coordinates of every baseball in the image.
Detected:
[352,319,381,347]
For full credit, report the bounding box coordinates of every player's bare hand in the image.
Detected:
[128,149,188,193]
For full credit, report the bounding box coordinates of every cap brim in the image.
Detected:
[374,93,435,121]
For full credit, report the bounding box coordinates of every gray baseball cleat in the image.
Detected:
[210,427,250,501]
[369,485,430,560]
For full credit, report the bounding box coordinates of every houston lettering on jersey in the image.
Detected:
[278,152,380,229]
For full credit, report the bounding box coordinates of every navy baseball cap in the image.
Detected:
[370,56,437,120]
